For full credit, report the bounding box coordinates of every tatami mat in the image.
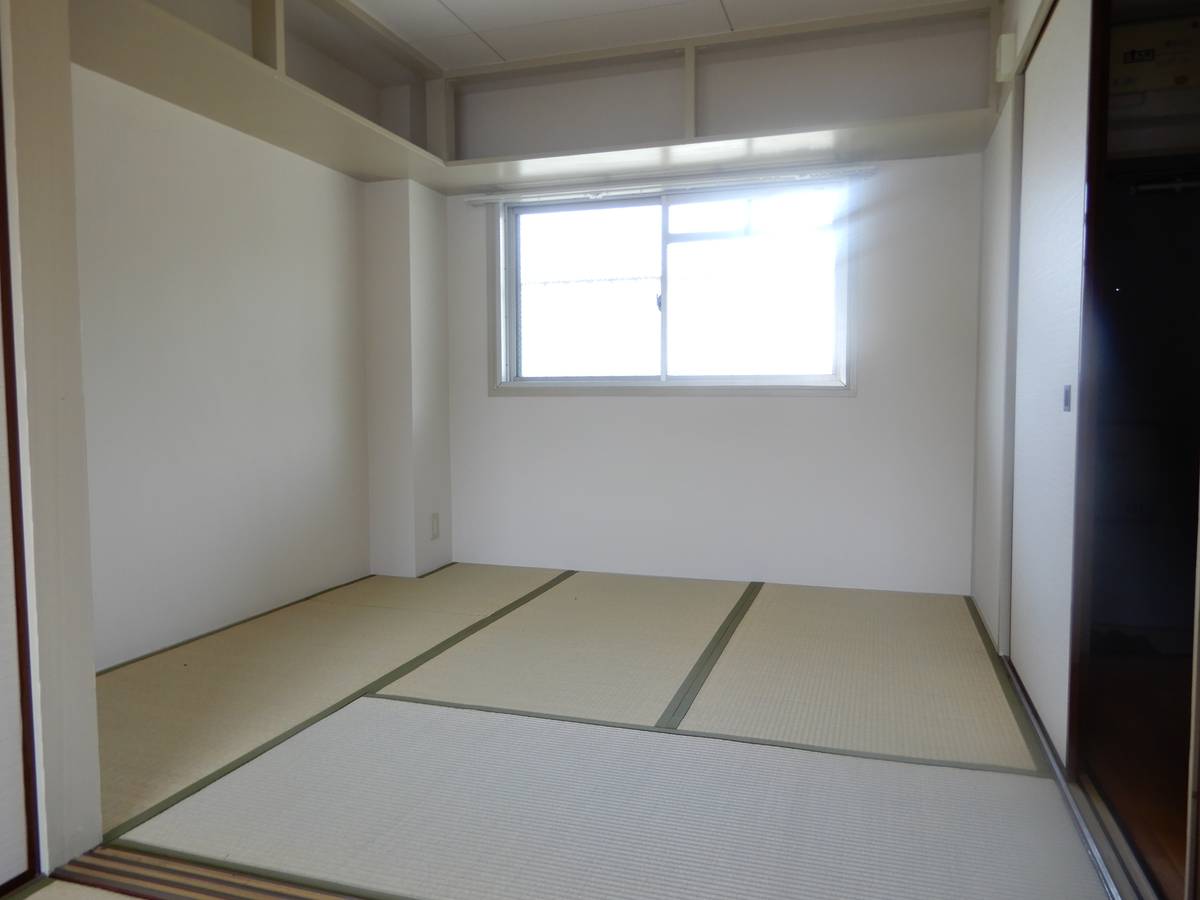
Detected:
[312,563,561,618]
[378,572,745,725]
[124,698,1105,900]
[33,882,126,900]
[98,564,560,831]
[680,585,1039,771]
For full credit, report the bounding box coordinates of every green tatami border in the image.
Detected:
[418,561,457,579]
[367,693,1049,778]
[102,569,576,842]
[656,581,762,729]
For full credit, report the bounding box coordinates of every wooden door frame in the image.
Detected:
[0,42,42,895]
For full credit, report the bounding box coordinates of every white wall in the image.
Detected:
[286,31,381,124]
[408,183,451,575]
[456,59,685,160]
[380,84,421,145]
[72,67,370,671]
[364,180,451,577]
[147,0,251,53]
[971,90,1021,654]
[1008,0,1053,61]
[696,16,990,137]
[364,182,414,577]
[448,154,982,593]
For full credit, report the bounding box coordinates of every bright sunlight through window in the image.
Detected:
[502,182,849,390]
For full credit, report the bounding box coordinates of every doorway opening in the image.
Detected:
[1076,8,1200,899]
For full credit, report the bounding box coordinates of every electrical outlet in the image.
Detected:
[431,513,440,540]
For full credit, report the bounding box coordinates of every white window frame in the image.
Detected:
[489,180,855,397]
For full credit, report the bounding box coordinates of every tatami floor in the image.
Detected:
[89,564,1107,900]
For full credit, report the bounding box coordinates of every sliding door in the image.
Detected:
[1010,0,1093,763]
[0,52,37,892]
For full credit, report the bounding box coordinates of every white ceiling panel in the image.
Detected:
[415,31,504,67]
[442,0,691,33]
[352,0,469,41]
[481,0,730,61]
[721,0,928,30]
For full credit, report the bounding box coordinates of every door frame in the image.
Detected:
[0,44,42,895]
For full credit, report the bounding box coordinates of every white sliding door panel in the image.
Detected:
[0,349,28,881]
[1010,0,1092,762]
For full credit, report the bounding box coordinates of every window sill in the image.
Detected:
[489,378,855,398]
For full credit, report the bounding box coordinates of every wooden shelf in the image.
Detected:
[70,0,997,194]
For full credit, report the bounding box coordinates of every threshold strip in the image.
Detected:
[101,843,415,900]
[655,581,762,729]
[367,693,1045,778]
[102,570,576,843]
[56,846,374,900]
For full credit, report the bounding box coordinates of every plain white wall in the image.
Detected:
[286,31,381,123]
[448,154,982,593]
[409,183,452,575]
[456,58,685,160]
[1008,0,1052,59]
[364,182,416,576]
[696,16,991,138]
[971,90,1020,654]
[72,67,369,670]
[364,180,451,576]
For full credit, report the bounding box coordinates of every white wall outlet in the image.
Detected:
[431,512,440,540]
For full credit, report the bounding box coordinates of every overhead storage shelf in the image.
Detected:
[70,0,997,194]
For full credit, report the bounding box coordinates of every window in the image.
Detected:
[498,181,851,392]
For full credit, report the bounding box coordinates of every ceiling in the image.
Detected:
[351,0,937,70]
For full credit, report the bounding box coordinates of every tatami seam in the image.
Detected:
[655,582,762,729]
[365,692,1049,779]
